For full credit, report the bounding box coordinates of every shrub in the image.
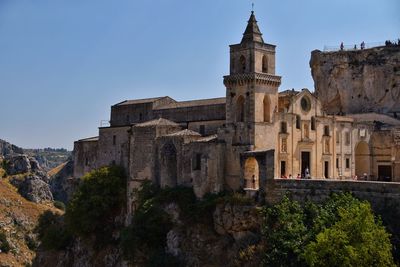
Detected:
[65,166,126,242]
[53,201,65,211]
[304,202,395,267]
[0,230,11,253]
[260,193,395,267]
[35,210,72,250]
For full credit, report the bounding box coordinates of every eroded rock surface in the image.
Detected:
[310,46,400,115]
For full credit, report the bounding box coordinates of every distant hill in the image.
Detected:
[24,148,71,171]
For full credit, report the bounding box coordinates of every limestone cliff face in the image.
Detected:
[310,46,400,115]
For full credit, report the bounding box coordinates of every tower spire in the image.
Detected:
[241,11,264,44]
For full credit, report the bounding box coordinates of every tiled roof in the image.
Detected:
[77,136,99,142]
[166,129,201,137]
[134,118,179,127]
[155,97,226,110]
[115,96,169,106]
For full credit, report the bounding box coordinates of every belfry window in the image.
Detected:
[262,55,268,73]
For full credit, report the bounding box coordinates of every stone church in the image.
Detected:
[73,12,400,212]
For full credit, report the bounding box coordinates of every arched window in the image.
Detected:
[262,55,268,73]
[311,116,316,130]
[263,95,271,122]
[244,157,259,189]
[236,95,245,122]
[239,55,246,73]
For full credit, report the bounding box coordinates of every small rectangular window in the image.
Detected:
[113,135,116,145]
[336,158,339,168]
[346,158,350,169]
[192,153,201,170]
[296,115,301,129]
[345,132,350,145]
[311,116,316,131]
[336,131,340,144]
[324,126,330,136]
[281,122,287,133]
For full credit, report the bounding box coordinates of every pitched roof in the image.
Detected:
[134,118,179,127]
[241,11,264,43]
[194,134,218,142]
[115,96,170,106]
[155,97,226,110]
[166,129,201,137]
[77,136,99,142]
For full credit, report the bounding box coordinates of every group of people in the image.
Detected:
[340,39,400,51]
[281,167,311,180]
[340,41,366,51]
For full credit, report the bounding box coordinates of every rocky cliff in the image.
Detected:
[310,46,400,115]
[0,139,23,157]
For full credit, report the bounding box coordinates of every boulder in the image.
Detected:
[5,155,31,175]
[10,175,53,203]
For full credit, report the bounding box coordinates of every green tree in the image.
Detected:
[304,201,395,267]
[65,166,126,243]
[261,195,308,267]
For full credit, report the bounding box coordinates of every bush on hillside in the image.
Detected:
[65,166,126,244]
[35,210,72,250]
[261,193,395,267]
[0,230,11,253]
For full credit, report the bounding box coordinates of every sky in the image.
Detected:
[0,0,399,150]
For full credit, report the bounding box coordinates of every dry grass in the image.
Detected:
[0,178,59,266]
[48,162,68,177]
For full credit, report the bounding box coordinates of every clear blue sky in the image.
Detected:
[0,0,399,150]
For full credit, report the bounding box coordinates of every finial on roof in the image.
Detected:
[241,10,264,44]
[252,2,254,12]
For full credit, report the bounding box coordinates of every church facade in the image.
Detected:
[73,12,400,214]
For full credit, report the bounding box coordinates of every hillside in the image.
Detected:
[0,173,59,267]
[24,148,71,171]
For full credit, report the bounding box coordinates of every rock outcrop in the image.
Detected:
[4,154,43,175]
[10,175,53,204]
[49,161,78,204]
[0,139,23,157]
[310,46,400,115]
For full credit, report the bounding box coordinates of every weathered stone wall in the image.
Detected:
[73,139,98,178]
[96,126,130,171]
[310,46,400,115]
[266,178,400,209]
[153,104,226,123]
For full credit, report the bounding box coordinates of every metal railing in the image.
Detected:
[323,39,399,52]
[100,120,110,127]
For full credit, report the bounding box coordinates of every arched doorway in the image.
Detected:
[263,95,271,122]
[161,143,177,187]
[236,95,245,122]
[355,141,370,179]
[244,157,259,189]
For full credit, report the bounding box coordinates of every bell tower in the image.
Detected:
[223,11,281,149]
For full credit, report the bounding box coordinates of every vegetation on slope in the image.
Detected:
[0,172,59,266]
[261,193,395,267]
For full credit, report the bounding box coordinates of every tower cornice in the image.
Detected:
[223,73,281,87]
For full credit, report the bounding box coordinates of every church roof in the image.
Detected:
[166,129,202,137]
[115,96,171,106]
[241,11,264,44]
[134,118,179,127]
[155,97,226,110]
[76,136,99,142]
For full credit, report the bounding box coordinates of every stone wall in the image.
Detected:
[266,178,400,209]
[310,46,400,115]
